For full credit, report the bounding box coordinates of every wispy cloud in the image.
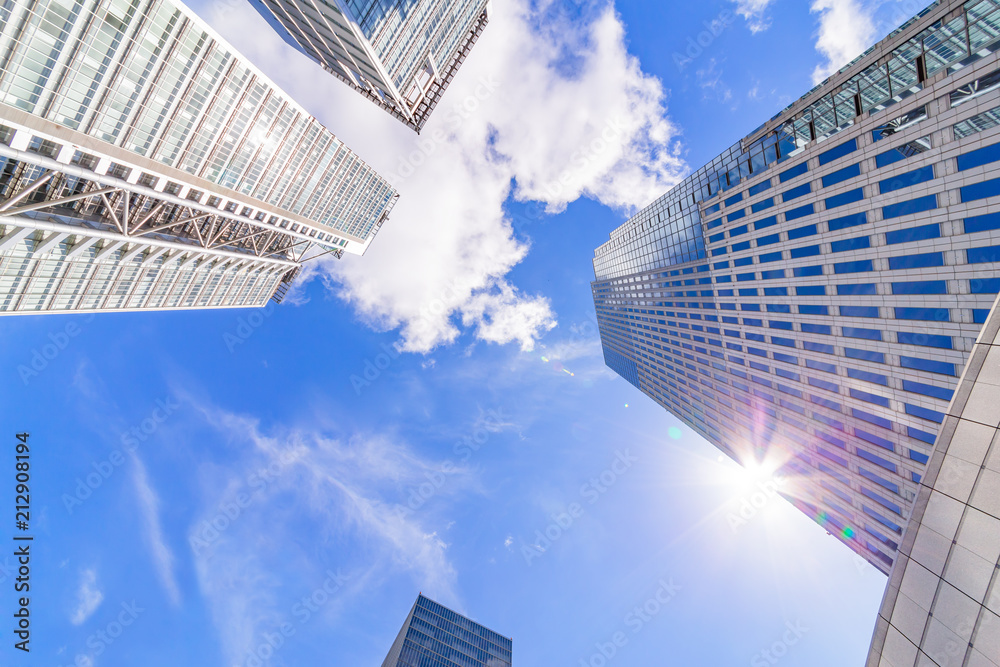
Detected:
[810,0,878,84]
[132,454,181,606]
[187,406,494,665]
[732,0,778,33]
[70,568,103,625]
[205,0,686,355]
[696,58,734,103]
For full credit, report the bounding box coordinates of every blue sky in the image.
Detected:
[0,0,929,665]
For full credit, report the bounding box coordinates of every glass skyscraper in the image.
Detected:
[247,0,490,132]
[0,0,397,314]
[381,594,512,667]
[591,0,1000,574]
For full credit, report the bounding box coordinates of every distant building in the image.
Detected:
[382,594,512,667]
[248,0,490,132]
[590,0,1000,574]
[866,293,1000,667]
[0,0,396,315]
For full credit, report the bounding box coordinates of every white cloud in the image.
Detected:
[132,454,181,606]
[203,0,685,354]
[188,407,490,665]
[70,568,103,625]
[696,58,734,103]
[810,0,878,84]
[732,0,778,33]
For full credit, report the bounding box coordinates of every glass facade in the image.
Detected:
[592,0,1000,574]
[247,0,490,131]
[382,594,512,667]
[0,0,398,314]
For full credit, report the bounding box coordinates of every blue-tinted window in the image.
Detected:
[845,347,884,363]
[843,327,881,341]
[766,304,791,313]
[713,261,730,270]
[968,244,1000,264]
[754,215,778,230]
[806,358,837,373]
[764,287,788,296]
[826,188,865,209]
[971,277,1000,294]
[776,368,799,380]
[709,232,725,243]
[888,252,943,270]
[738,288,758,296]
[731,224,749,236]
[759,251,783,263]
[879,165,933,194]
[785,203,815,221]
[794,265,823,277]
[749,180,772,196]
[892,280,948,295]
[783,182,811,201]
[803,341,835,354]
[814,413,844,431]
[818,138,857,165]
[796,285,825,295]
[838,283,877,295]
[956,142,1000,171]
[851,388,890,407]
[811,395,842,411]
[770,320,793,330]
[840,306,878,317]
[801,323,832,335]
[905,403,944,423]
[736,273,755,282]
[974,309,992,323]
[725,192,744,206]
[857,448,897,473]
[848,368,889,386]
[900,356,955,376]
[732,241,751,252]
[822,163,862,188]
[733,257,753,267]
[857,429,895,452]
[859,468,899,494]
[883,195,937,218]
[752,198,775,213]
[707,219,723,229]
[834,259,874,274]
[799,305,829,315]
[790,244,821,258]
[901,380,954,401]
[788,224,818,240]
[761,269,785,280]
[779,162,808,182]
[828,211,868,231]
[712,247,728,256]
[810,376,840,392]
[909,449,930,464]
[819,448,849,468]
[704,203,721,215]
[742,303,760,310]
[961,178,1000,202]
[895,307,950,322]
[885,222,940,245]
[965,211,1000,233]
[773,352,797,364]
[875,146,908,168]
[831,236,871,252]
[772,336,796,347]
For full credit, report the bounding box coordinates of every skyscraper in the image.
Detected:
[866,293,1000,667]
[591,0,1000,574]
[247,0,490,132]
[0,0,397,315]
[381,593,512,667]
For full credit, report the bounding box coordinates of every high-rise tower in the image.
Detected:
[247,0,490,132]
[591,0,1000,574]
[382,594,512,667]
[0,0,397,315]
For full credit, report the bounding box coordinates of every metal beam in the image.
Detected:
[65,235,99,259]
[0,171,54,212]
[32,232,69,256]
[0,227,33,252]
[1,186,117,217]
